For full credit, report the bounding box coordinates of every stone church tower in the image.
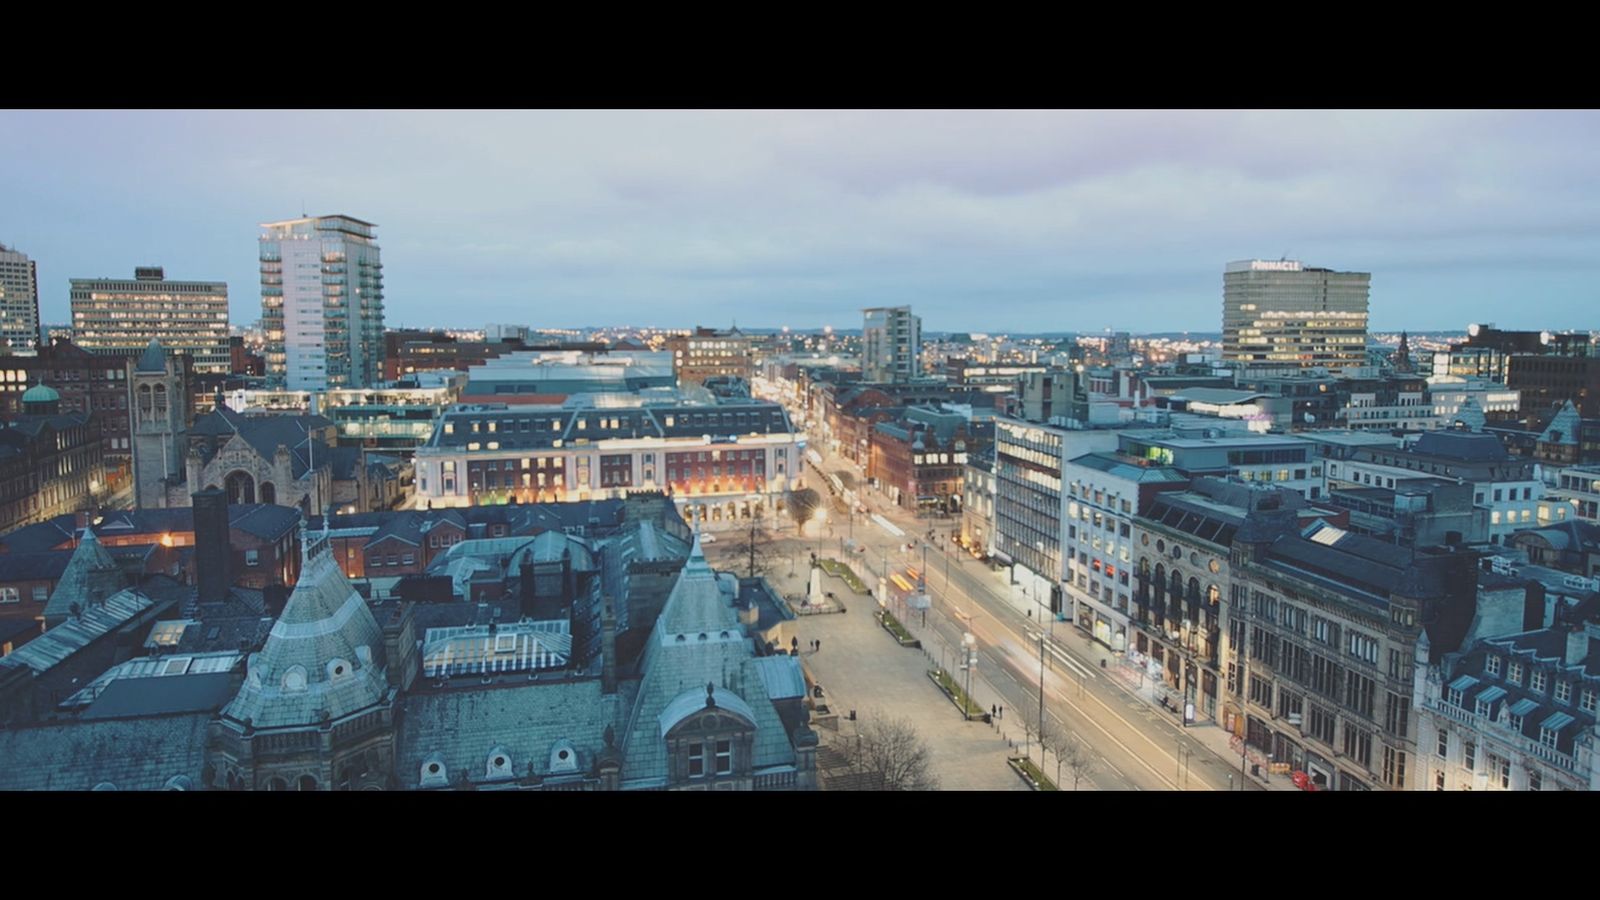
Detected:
[129,339,188,509]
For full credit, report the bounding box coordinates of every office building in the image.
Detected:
[1222,259,1370,373]
[862,306,921,383]
[69,268,229,373]
[0,244,40,354]
[665,327,754,387]
[259,215,384,391]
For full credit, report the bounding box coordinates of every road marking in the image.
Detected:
[1025,629,1097,681]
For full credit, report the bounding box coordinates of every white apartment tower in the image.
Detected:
[260,215,384,390]
[862,305,921,383]
[1222,259,1370,373]
[0,243,41,353]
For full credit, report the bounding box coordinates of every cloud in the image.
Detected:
[3,109,1599,332]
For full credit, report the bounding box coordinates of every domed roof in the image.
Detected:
[20,383,59,404]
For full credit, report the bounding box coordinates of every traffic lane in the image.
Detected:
[921,602,1142,791]
[924,540,1250,791]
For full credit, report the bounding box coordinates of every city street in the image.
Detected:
[796,436,1267,791]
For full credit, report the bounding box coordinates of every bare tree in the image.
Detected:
[786,487,823,534]
[844,712,940,791]
[724,506,782,580]
[1033,711,1055,772]
[1059,736,1098,791]
[1041,727,1069,788]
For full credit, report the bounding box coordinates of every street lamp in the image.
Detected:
[962,632,977,721]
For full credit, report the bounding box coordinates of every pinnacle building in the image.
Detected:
[1222,260,1371,373]
[260,215,384,391]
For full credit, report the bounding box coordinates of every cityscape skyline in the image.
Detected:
[4,109,1600,334]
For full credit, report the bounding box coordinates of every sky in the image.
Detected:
[2,109,1598,335]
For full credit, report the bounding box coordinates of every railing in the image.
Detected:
[1526,738,1578,772]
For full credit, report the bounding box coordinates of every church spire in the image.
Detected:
[1394,331,1413,374]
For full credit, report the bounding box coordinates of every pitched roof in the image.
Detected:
[0,713,212,791]
[396,679,624,788]
[1,588,157,675]
[222,538,388,729]
[42,530,127,622]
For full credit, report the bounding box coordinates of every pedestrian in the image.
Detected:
[998,705,1004,720]
[991,704,997,719]
[816,639,822,652]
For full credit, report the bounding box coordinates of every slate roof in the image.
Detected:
[428,398,793,451]
[1409,430,1509,462]
[0,551,72,583]
[41,529,129,623]
[396,678,625,788]
[0,505,299,555]
[80,671,239,720]
[0,588,157,675]
[0,713,212,791]
[223,539,389,729]
[617,533,798,787]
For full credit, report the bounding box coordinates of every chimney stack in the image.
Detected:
[1568,626,1592,667]
[191,488,231,603]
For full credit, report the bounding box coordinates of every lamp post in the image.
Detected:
[962,632,977,721]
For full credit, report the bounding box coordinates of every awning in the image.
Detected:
[1476,685,1507,704]
[1542,711,1576,732]
[1448,674,1480,692]
[1509,698,1539,716]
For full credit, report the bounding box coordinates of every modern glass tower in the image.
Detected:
[260,215,384,390]
[0,243,41,354]
[1222,259,1370,373]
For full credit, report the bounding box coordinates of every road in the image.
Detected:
[797,440,1257,791]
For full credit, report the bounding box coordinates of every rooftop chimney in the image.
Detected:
[191,488,231,603]
[1569,627,1592,667]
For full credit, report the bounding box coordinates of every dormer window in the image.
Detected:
[688,742,705,778]
[1485,655,1501,676]
[486,747,512,780]
[715,739,733,775]
[420,757,448,787]
[327,658,351,680]
[1507,662,1523,685]
[283,665,308,692]
[1540,727,1559,749]
[1531,670,1547,693]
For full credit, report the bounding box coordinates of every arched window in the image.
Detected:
[1153,565,1166,599]
[298,774,318,792]
[153,383,168,417]
[137,384,152,417]
[259,481,276,505]
[1207,584,1220,606]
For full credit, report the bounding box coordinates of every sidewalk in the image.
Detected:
[738,555,1033,791]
